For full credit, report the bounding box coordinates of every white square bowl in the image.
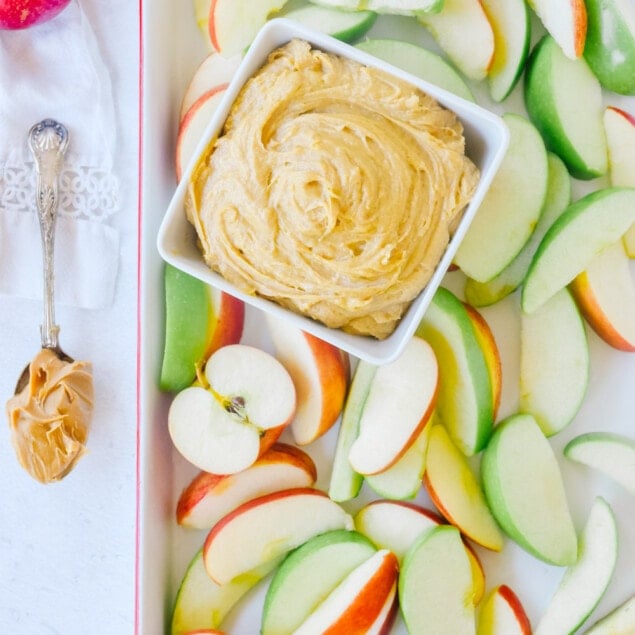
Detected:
[157,17,509,364]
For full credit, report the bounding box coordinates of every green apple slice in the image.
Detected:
[355,38,474,101]
[465,152,571,307]
[564,432,635,495]
[416,287,493,456]
[481,0,531,102]
[309,0,444,15]
[328,360,376,502]
[399,525,476,635]
[524,35,607,180]
[454,113,548,283]
[522,187,635,313]
[171,549,278,635]
[281,4,376,42]
[535,497,618,635]
[585,595,635,634]
[261,529,376,635]
[520,288,589,436]
[481,413,578,566]
[584,0,635,95]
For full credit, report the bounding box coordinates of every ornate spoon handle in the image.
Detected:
[28,119,69,351]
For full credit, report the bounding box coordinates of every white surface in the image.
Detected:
[0,1,138,632]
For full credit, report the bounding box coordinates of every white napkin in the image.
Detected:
[0,0,120,309]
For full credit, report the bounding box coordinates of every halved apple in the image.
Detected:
[424,424,504,552]
[464,152,571,307]
[524,34,607,180]
[564,431,635,495]
[535,497,618,635]
[585,595,635,634]
[262,529,377,635]
[520,288,589,436]
[292,549,399,635]
[203,488,353,584]
[267,317,348,445]
[477,584,532,635]
[399,525,476,634]
[416,286,493,456]
[176,443,317,529]
[522,188,635,314]
[481,413,578,566]
[570,241,635,351]
[417,0,495,80]
[526,0,587,59]
[348,336,438,475]
[168,344,296,474]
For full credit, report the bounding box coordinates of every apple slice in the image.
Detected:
[281,4,377,42]
[481,413,578,566]
[526,0,587,59]
[570,241,635,351]
[160,264,244,392]
[328,360,375,502]
[464,152,571,307]
[208,0,287,57]
[355,38,475,102]
[477,584,532,635]
[176,443,317,529]
[364,422,431,500]
[564,431,635,495]
[481,0,531,102]
[176,85,227,181]
[535,497,618,635]
[262,529,377,635]
[454,113,548,283]
[293,549,399,635]
[168,344,296,474]
[604,106,635,257]
[522,188,635,314]
[348,336,438,475]
[310,0,444,15]
[416,286,493,456]
[399,525,476,634]
[424,424,504,552]
[585,595,635,634]
[266,317,348,445]
[203,488,353,584]
[180,52,242,120]
[584,0,635,95]
[524,34,607,180]
[417,0,495,80]
[171,549,278,635]
[192,0,212,41]
[520,288,589,436]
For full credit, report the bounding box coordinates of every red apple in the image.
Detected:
[0,0,70,29]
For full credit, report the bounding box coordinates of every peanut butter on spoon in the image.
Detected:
[6,119,94,483]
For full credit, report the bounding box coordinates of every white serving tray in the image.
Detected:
[138,2,635,633]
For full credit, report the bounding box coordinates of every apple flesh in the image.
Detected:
[176,443,317,529]
[481,413,578,566]
[0,0,70,29]
[526,0,587,59]
[310,0,444,15]
[168,345,295,474]
[203,488,353,585]
[585,595,635,634]
[535,497,618,635]
[281,4,377,42]
[477,584,532,635]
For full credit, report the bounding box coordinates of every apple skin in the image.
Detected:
[584,0,635,95]
[0,0,70,29]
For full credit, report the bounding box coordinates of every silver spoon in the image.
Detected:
[14,119,73,394]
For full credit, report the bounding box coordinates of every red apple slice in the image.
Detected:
[478,584,532,634]
[203,488,353,584]
[176,443,317,529]
[175,85,227,181]
[293,550,399,635]
[348,336,438,475]
[527,0,587,59]
[168,345,296,474]
[267,317,348,445]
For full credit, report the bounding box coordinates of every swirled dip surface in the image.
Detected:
[6,348,94,484]
[187,40,479,338]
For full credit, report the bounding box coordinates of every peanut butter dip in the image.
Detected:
[187,39,479,339]
[6,348,93,484]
